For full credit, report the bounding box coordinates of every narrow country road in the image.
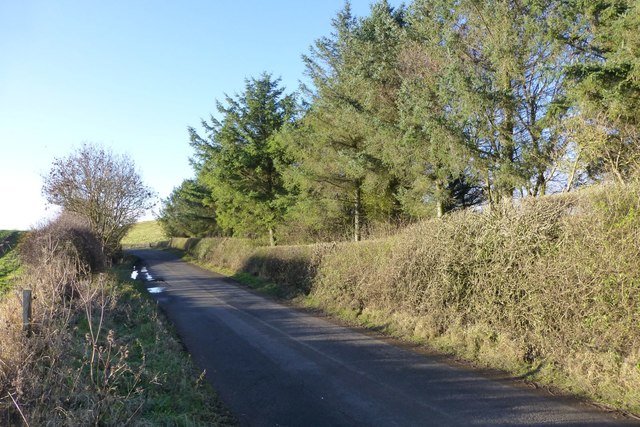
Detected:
[129,249,636,427]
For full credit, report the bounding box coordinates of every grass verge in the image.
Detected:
[0,222,236,425]
[109,256,237,425]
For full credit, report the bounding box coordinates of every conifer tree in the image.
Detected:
[295,2,399,241]
[414,0,572,202]
[389,4,481,217]
[158,179,220,238]
[566,0,640,183]
[189,73,297,245]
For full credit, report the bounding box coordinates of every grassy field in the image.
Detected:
[122,220,168,247]
[0,230,23,295]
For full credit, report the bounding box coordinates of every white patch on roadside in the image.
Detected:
[147,287,165,294]
[131,271,138,280]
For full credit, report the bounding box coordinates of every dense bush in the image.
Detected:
[313,186,640,411]
[173,184,640,414]
[20,212,106,273]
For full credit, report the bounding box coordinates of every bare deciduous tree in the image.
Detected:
[42,143,155,258]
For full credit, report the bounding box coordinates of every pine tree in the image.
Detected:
[189,73,297,245]
[386,3,481,217]
[566,0,640,183]
[295,2,400,241]
[414,0,572,202]
[158,179,220,238]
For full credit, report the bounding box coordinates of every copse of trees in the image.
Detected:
[160,0,640,244]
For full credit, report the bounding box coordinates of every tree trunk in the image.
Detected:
[268,227,275,247]
[485,173,493,205]
[435,181,444,218]
[499,78,516,202]
[534,172,546,197]
[565,154,580,192]
[354,186,361,242]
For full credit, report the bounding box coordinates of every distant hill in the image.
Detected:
[122,221,167,247]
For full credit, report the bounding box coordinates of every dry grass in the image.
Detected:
[0,215,234,426]
[172,183,640,415]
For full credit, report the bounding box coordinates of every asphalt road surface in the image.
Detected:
[129,249,636,427]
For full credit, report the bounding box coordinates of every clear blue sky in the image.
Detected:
[0,0,402,230]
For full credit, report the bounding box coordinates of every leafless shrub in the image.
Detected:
[21,212,106,274]
[42,143,155,260]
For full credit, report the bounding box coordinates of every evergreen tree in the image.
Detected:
[566,0,640,183]
[158,179,220,238]
[389,4,482,217]
[414,0,573,203]
[169,0,640,243]
[189,73,297,245]
[294,2,403,241]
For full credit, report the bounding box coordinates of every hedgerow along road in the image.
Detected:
[129,249,637,427]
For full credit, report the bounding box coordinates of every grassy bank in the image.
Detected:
[121,220,168,248]
[0,224,235,425]
[167,183,640,416]
[0,231,23,296]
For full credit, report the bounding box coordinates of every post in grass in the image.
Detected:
[23,289,32,337]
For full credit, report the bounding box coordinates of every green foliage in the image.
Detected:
[190,74,297,245]
[566,0,640,183]
[0,231,23,296]
[158,179,221,238]
[289,2,407,241]
[395,8,481,215]
[173,0,639,243]
[415,0,572,200]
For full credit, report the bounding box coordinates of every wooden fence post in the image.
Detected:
[23,289,32,337]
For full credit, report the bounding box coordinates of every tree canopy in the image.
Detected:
[161,0,640,244]
[158,179,220,238]
[188,73,297,245]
